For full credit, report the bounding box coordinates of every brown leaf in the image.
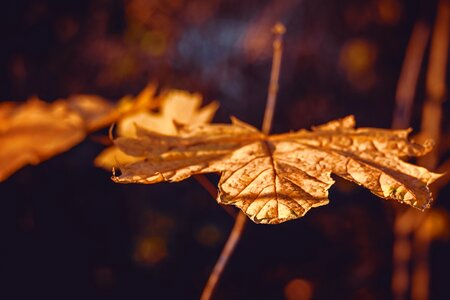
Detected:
[0,98,85,181]
[95,89,218,169]
[113,116,441,224]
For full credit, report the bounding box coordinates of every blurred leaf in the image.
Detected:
[0,83,158,182]
[95,89,218,169]
[115,83,158,115]
[0,98,85,181]
[112,115,441,224]
[67,94,116,131]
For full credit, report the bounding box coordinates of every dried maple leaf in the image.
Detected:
[112,116,441,224]
[95,89,218,169]
[0,98,85,181]
[119,89,218,136]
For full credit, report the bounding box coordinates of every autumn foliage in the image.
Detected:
[1,1,449,298]
[0,84,441,225]
[112,114,440,224]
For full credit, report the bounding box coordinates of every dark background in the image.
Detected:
[0,0,449,299]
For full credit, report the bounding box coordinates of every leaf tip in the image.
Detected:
[312,115,356,131]
[229,116,260,132]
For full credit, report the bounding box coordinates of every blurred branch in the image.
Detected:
[418,0,449,169]
[412,1,449,299]
[391,20,431,300]
[194,175,237,218]
[412,225,432,300]
[200,212,247,300]
[392,209,427,300]
[392,1,449,298]
[392,22,430,129]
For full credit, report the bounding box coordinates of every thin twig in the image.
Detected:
[262,23,286,135]
[200,23,286,300]
[193,174,218,199]
[200,212,247,300]
[194,175,236,218]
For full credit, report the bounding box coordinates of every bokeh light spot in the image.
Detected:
[284,278,313,300]
[134,236,168,266]
[195,223,222,247]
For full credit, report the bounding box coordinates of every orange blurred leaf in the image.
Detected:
[66,94,116,132]
[0,83,158,182]
[0,98,85,181]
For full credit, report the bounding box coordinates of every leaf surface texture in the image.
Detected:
[113,116,441,224]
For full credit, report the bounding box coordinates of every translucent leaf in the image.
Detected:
[113,116,441,224]
[95,89,218,169]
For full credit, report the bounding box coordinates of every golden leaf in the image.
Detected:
[115,83,158,115]
[0,83,158,182]
[0,98,85,181]
[95,89,218,169]
[112,115,441,224]
[66,83,158,132]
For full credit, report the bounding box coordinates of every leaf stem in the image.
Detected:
[200,212,247,300]
[194,175,236,218]
[199,23,286,300]
[262,23,286,135]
